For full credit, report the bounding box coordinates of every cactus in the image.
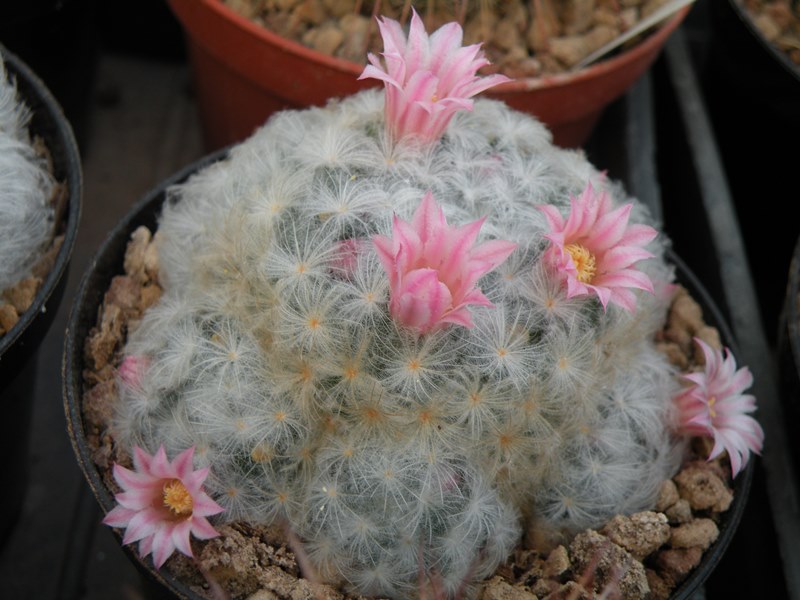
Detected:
[0,56,55,293]
[113,85,685,596]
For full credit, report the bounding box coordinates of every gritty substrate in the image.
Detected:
[80,226,739,600]
[222,0,677,77]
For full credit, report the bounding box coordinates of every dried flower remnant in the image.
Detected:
[539,182,657,312]
[373,191,516,334]
[674,338,764,477]
[359,10,510,144]
[103,445,224,568]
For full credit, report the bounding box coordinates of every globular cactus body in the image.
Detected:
[0,57,55,292]
[116,90,682,597]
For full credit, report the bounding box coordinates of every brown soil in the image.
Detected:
[221,0,676,76]
[78,225,741,600]
[742,0,800,67]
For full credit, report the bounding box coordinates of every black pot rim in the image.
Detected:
[727,0,800,82]
[63,150,755,599]
[666,252,754,600]
[0,44,82,358]
[784,236,800,384]
[63,148,227,600]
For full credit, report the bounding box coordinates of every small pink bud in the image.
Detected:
[118,355,149,390]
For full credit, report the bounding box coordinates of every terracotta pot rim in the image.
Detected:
[0,44,82,358]
[187,0,690,91]
[63,148,752,600]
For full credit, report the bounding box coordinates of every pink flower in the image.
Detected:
[103,446,224,568]
[373,191,516,334]
[674,338,764,477]
[358,10,510,143]
[118,355,150,390]
[538,183,657,312]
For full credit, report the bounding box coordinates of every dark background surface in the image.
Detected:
[1,0,798,598]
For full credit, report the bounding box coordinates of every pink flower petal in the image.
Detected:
[113,463,156,491]
[360,9,510,143]
[540,182,656,312]
[122,509,160,545]
[374,192,514,334]
[191,516,222,540]
[170,519,195,558]
[151,524,177,569]
[103,445,224,567]
[593,269,655,294]
[102,505,137,528]
[673,339,764,478]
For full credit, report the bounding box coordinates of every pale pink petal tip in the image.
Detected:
[538,182,658,313]
[103,445,224,568]
[373,191,516,334]
[359,9,511,144]
[673,338,764,478]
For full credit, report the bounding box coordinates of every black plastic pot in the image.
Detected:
[698,0,800,346]
[0,1,98,151]
[64,151,753,599]
[0,46,82,544]
[778,235,800,482]
[64,151,224,599]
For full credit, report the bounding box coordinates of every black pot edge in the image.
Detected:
[782,236,800,377]
[725,0,800,82]
[62,153,755,599]
[0,45,82,362]
[777,235,800,476]
[666,251,755,600]
[63,148,228,600]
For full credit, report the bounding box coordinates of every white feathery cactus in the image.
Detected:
[114,86,684,596]
[0,56,55,293]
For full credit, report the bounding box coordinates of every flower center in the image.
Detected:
[566,243,597,283]
[163,479,193,516]
[708,396,717,419]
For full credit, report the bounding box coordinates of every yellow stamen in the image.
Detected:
[709,396,717,419]
[431,94,439,103]
[565,243,597,284]
[163,479,193,516]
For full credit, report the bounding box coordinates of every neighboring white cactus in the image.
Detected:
[114,86,684,596]
[0,56,55,292]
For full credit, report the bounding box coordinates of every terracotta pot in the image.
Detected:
[63,149,751,599]
[167,0,689,150]
[0,45,82,544]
